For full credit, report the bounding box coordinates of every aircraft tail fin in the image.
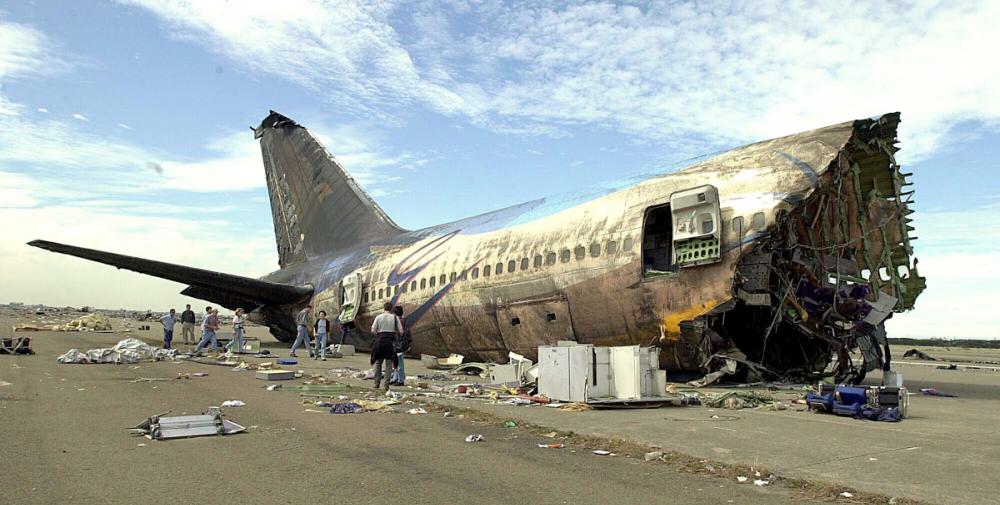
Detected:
[254,111,405,267]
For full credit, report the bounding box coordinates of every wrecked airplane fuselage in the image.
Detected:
[31,112,923,384]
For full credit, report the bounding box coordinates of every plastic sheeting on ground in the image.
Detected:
[57,337,177,364]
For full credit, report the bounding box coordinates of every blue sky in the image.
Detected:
[1,1,997,338]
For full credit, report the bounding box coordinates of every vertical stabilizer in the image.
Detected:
[254,111,404,267]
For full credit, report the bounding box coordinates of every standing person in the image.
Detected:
[370,302,401,391]
[159,308,177,349]
[314,310,330,361]
[193,307,220,355]
[180,304,196,345]
[390,306,411,386]
[225,307,246,353]
[290,305,313,358]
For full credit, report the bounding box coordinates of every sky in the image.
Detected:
[0,0,998,338]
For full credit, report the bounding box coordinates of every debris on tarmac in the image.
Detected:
[221,400,246,407]
[57,337,176,364]
[129,406,245,440]
[329,402,363,414]
[538,444,565,449]
[644,451,663,461]
[465,434,485,443]
[407,408,428,414]
[920,388,958,397]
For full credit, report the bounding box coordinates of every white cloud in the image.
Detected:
[128,1,1000,161]
[71,113,88,121]
[885,208,1000,339]
[37,107,47,113]
[118,122,131,130]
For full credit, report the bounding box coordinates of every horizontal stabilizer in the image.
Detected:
[28,240,313,306]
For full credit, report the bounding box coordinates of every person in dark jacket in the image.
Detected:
[390,305,411,386]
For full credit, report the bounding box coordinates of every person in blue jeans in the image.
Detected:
[290,305,313,358]
[390,305,411,386]
[313,310,330,360]
[225,307,246,353]
[193,307,220,355]
[159,308,177,349]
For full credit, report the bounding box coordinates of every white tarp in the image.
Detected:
[57,337,177,364]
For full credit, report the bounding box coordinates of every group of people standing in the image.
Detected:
[290,303,411,390]
[158,304,246,355]
[158,302,413,389]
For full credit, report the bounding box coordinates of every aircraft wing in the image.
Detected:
[27,240,313,306]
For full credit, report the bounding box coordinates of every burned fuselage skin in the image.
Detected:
[259,113,923,381]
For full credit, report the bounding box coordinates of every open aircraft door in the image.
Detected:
[338,273,362,325]
[670,185,722,267]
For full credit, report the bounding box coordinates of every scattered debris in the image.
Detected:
[736,476,748,483]
[51,313,113,332]
[330,402,363,414]
[840,492,854,498]
[265,384,281,391]
[503,420,517,428]
[0,380,12,387]
[936,363,958,371]
[465,434,485,443]
[129,406,245,440]
[902,348,936,360]
[407,408,428,415]
[1,337,34,354]
[559,402,593,412]
[538,443,565,449]
[592,450,613,456]
[192,372,208,377]
[256,369,294,381]
[130,377,172,383]
[57,337,176,364]
[421,353,464,370]
[221,400,246,407]
[644,451,664,461]
[920,388,958,397]
[754,479,770,486]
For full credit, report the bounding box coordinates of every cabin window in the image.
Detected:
[484,265,491,277]
[521,258,529,270]
[410,281,417,291]
[429,276,436,287]
[496,262,504,275]
[545,252,556,265]
[560,249,571,263]
[534,255,543,268]
[575,246,586,260]
[623,237,634,252]
[508,260,516,273]
[471,267,479,279]
[732,216,744,234]
[378,288,384,299]
[606,240,618,254]
[751,211,765,230]
[642,203,673,275]
[401,283,408,293]
[364,292,369,303]
[450,273,457,282]
[590,243,601,258]
[440,274,447,285]
[393,286,399,296]
[420,278,426,289]
[699,213,714,234]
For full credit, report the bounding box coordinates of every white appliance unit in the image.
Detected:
[609,346,659,399]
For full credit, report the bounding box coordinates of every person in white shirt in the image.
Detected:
[370,302,401,391]
[225,307,246,353]
[313,310,331,361]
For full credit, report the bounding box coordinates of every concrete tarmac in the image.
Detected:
[1,323,803,505]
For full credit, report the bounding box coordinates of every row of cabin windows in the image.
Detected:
[360,236,637,304]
